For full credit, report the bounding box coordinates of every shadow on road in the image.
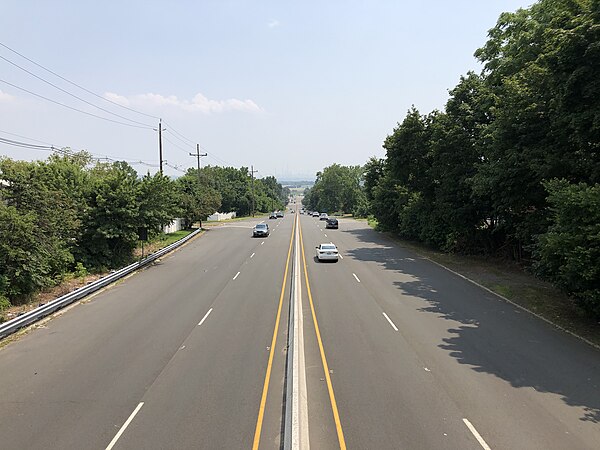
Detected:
[344,226,600,423]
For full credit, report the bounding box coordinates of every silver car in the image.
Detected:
[253,223,269,237]
[315,243,339,262]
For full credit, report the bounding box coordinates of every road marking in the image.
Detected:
[179,345,186,350]
[252,213,296,450]
[198,308,213,326]
[261,241,264,245]
[353,273,361,283]
[233,271,240,280]
[250,252,255,258]
[382,312,399,331]
[463,418,492,450]
[299,220,347,449]
[105,402,144,450]
[290,214,310,448]
[324,233,327,237]
[339,254,344,260]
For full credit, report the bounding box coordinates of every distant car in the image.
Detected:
[325,218,338,229]
[269,212,277,219]
[276,211,284,218]
[253,223,270,237]
[312,211,319,217]
[315,243,339,262]
[290,210,295,213]
[319,213,328,220]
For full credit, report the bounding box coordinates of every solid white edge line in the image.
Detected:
[250,252,255,258]
[233,271,240,280]
[382,312,399,331]
[198,308,213,326]
[463,418,492,450]
[353,273,361,283]
[105,402,144,450]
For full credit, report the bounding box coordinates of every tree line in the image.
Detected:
[304,0,600,318]
[0,152,288,311]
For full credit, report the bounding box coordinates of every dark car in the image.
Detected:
[253,223,270,237]
[325,218,338,229]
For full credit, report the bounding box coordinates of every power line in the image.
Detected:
[164,161,187,173]
[0,41,160,120]
[0,78,153,130]
[0,54,153,128]
[0,129,55,146]
[0,136,55,150]
[163,135,193,154]
[162,120,196,145]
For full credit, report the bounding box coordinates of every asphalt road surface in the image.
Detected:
[0,210,599,449]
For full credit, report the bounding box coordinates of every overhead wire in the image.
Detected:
[0,41,160,120]
[0,54,153,128]
[0,78,153,130]
[0,42,250,173]
[0,129,55,146]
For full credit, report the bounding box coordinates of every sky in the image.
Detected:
[0,0,533,181]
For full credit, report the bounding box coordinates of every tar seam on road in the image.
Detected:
[299,220,347,450]
[252,215,296,450]
[105,402,144,450]
[198,308,213,326]
[382,312,399,331]
[463,418,492,450]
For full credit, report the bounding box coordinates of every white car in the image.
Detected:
[315,243,339,262]
[312,211,319,217]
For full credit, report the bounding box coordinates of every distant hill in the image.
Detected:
[280,180,314,188]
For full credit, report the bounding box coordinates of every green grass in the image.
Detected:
[153,229,194,247]
[204,213,268,224]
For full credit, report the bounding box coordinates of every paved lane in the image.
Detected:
[0,216,293,450]
[298,213,600,449]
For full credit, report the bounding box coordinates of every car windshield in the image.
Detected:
[321,244,336,250]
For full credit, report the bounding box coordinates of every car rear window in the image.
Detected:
[256,224,267,229]
[321,244,336,250]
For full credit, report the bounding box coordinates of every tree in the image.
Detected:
[76,161,140,269]
[138,172,181,234]
[533,180,600,318]
[176,169,222,226]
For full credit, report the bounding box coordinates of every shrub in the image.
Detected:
[533,180,600,318]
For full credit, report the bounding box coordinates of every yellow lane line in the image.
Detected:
[252,214,296,450]
[299,219,347,449]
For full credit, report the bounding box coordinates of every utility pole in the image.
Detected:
[250,165,258,217]
[189,144,207,183]
[158,119,164,174]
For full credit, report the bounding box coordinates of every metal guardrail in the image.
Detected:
[0,228,202,340]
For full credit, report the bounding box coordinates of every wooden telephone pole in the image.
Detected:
[189,144,207,182]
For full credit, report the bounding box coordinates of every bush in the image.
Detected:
[533,180,600,318]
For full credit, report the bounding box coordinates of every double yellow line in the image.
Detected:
[252,213,346,449]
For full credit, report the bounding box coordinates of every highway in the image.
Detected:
[0,209,599,449]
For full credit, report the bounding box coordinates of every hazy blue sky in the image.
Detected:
[0,1,532,180]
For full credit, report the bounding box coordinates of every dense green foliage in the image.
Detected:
[0,153,286,308]
[306,0,600,317]
[303,164,366,216]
